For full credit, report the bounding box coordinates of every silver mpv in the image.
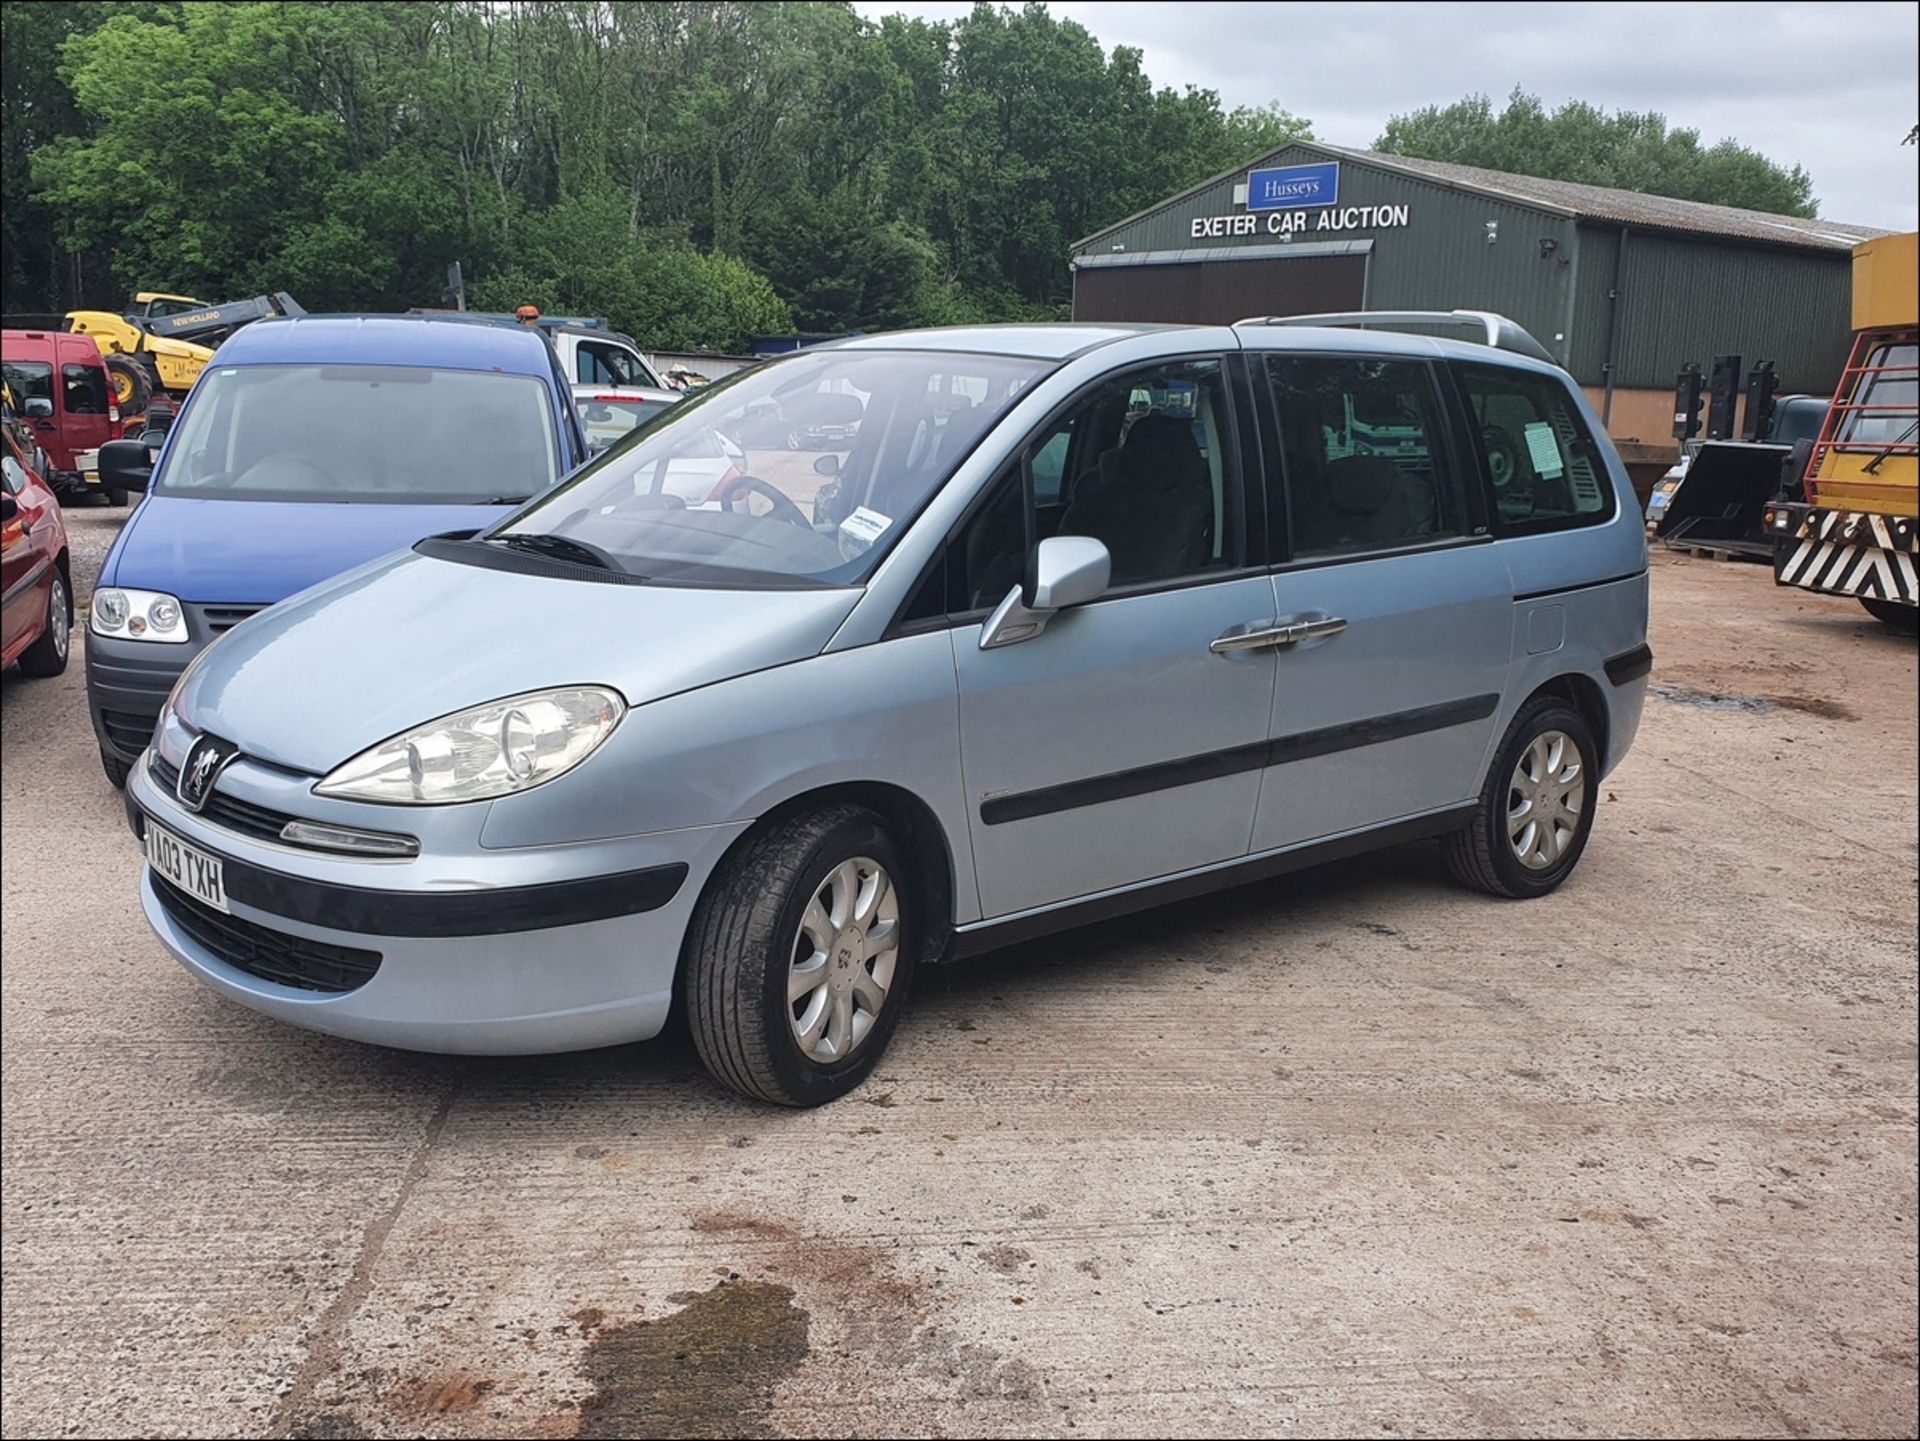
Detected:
[127,315,1651,1106]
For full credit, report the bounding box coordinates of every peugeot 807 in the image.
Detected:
[123,313,1651,1107]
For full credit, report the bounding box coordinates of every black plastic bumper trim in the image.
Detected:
[979,693,1500,826]
[130,796,686,937]
[1604,644,1654,686]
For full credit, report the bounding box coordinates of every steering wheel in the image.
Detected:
[1480,425,1523,490]
[714,473,811,529]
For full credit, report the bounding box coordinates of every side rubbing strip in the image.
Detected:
[1604,644,1653,685]
[978,693,1501,826]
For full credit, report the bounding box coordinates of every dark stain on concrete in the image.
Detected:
[287,1412,371,1440]
[576,1280,809,1439]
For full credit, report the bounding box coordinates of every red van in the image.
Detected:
[0,328,124,505]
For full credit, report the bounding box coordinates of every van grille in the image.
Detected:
[192,603,265,634]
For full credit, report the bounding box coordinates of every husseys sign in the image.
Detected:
[1188,161,1411,239]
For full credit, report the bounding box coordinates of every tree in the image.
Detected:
[1376,87,1817,218]
[3,0,1320,330]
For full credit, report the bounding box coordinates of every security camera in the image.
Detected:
[1485,221,1499,245]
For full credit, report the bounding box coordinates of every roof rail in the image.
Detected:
[1237,309,1556,364]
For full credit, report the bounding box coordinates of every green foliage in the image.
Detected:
[1377,87,1818,218]
[4,4,1824,339]
[467,188,790,352]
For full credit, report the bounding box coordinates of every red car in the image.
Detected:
[1,429,72,677]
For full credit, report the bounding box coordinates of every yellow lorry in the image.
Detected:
[1767,232,1918,632]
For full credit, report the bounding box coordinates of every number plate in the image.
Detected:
[146,822,228,913]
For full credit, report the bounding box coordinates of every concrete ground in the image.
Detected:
[3,510,1915,1439]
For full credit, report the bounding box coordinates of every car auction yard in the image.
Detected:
[2,509,1915,1439]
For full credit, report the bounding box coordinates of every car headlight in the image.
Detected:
[313,686,626,805]
[91,587,188,643]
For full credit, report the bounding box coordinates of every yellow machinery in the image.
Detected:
[1767,232,1918,630]
[63,290,304,413]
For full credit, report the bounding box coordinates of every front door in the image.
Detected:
[1249,352,1511,850]
[948,356,1279,918]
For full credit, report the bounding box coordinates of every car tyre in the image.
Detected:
[1859,597,1918,634]
[1442,696,1599,899]
[104,488,128,508]
[683,804,918,1107]
[16,569,71,678]
[99,749,131,788]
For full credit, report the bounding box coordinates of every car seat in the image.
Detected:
[1057,412,1214,584]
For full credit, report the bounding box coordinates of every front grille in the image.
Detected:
[152,875,381,993]
[196,604,264,635]
[100,708,160,755]
[151,755,299,844]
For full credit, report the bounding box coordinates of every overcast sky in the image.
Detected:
[853,1,1920,230]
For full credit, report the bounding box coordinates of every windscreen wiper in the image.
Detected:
[477,494,532,505]
[484,531,625,573]
[1862,418,1918,474]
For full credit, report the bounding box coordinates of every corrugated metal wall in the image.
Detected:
[1574,227,1853,395]
[1076,145,1582,367]
[1076,145,1855,393]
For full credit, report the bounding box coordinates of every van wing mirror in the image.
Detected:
[98,437,155,493]
[980,535,1111,649]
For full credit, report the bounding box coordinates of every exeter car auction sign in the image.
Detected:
[1188,161,1412,240]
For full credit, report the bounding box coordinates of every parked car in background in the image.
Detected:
[1,430,73,678]
[123,315,1650,1108]
[572,383,681,454]
[86,313,589,787]
[1,327,125,504]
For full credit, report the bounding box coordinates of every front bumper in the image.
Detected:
[125,752,747,1054]
[1769,504,1918,604]
[86,632,202,762]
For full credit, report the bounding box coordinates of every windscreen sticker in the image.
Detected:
[1524,421,1565,479]
[838,505,892,558]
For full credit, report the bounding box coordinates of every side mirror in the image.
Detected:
[812,453,840,478]
[23,397,53,419]
[980,535,1111,650]
[98,437,154,493]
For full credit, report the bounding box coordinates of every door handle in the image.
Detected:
[1290,616,1348,641]
[1209,615,1348,655]
[1211,622,1297,654]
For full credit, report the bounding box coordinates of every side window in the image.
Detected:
[1028,422,1072,505]
[578,341,656,390]
[948,358,1238,610]
[3,361,54,408]
[1457,363,1613,530]
[1268,355,1458,557]
[63,363,110,415]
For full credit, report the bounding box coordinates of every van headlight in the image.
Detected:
[314,687,626,804]
[91,588,188,643]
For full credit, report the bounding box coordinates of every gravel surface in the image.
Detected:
[2,535,1915,1439]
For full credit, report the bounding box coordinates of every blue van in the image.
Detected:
[87,316,588,785]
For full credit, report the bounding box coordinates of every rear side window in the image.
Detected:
[1267,355,1460,557]
[3,360,53,407]
[62,362,110,415]
[1457,364,1612,531]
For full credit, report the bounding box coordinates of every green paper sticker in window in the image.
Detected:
[1524,421,1564,479]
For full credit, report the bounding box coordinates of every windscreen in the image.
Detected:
[495,348,1046,586]
[155,363,559,503]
